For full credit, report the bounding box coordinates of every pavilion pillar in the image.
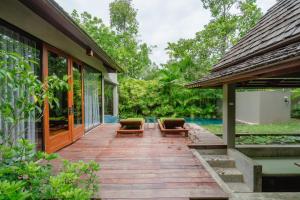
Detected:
[102,76,105,123]
[223,83,236,148]
[113,85,119,116]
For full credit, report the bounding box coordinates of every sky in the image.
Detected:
[55,0,277,65]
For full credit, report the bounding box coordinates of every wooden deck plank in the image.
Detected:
[57,124,228,199]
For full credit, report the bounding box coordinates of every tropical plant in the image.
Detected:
[0,139,100,200]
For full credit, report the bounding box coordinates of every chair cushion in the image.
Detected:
[120,118,144,129]
[161,118,185,129]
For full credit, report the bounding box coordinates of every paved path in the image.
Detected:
[58,124,228,199]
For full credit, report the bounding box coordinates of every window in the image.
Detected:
[0,23,42,149]
[73,62,83,127]
[48,51,69,136]
[83,67,102,130]
[104,82,114,116]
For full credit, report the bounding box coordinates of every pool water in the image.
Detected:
[104,115,222,125]
[104,115,119,123]
[185,117,222,125]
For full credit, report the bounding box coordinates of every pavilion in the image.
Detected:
[186,0,300,148]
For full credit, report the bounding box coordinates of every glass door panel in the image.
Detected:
[72,61,84,141]
[43,46,72,153]
[48,51,69,135]
[73,63,83,128]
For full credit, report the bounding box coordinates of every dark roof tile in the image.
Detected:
[187,0,300,88]
[213,0,300,71]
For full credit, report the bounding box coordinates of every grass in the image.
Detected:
[202,119,300,135]
[202,119,300,145]
[235,135,300,145]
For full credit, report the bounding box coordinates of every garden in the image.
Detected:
[203,119,300,145]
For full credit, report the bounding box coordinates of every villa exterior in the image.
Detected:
[0,0,121,153]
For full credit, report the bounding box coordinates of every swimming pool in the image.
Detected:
[185,117,222,125]
[104,115,222,125]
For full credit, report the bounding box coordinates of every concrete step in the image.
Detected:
[202,155,236,168]
[197,149,227,155]
[227,182,251,193]
[213,167,244,182]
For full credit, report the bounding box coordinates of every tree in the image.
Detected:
[201,0,236,18]
[164,0,263,83]
[109,0,138,35]
[71,8,153,79]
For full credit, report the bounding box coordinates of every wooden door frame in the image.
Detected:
[71,58,85,141]
[43,43,73,153]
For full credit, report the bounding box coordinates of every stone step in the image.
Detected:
[227,182,252,193]
[213,167,244,182]
[202,155,236,168]
[197,149,227,155]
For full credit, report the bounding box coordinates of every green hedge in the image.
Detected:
[119,78,222,119]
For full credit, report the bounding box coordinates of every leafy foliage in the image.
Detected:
[119,78,222,118]
[71,8,153,79]
[109,0,138,35]
[236,135,300,145]
[0,139,100,200]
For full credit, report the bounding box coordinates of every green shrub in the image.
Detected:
[0,139,100,200]
[119,78,221,119]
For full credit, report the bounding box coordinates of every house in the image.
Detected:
[0,0,122,153]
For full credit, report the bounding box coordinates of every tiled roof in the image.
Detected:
[187,0,300,88]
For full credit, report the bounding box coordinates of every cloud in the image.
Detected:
[55,0,277,65]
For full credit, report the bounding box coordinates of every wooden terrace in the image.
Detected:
[57,124,228,200]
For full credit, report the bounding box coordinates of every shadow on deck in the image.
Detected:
[58,124,228,200]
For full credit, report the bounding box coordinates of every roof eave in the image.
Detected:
[186,56,300,89]
[19,0,123,72]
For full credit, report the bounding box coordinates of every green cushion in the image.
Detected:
[160,118,185,129]
[120,118,144,129]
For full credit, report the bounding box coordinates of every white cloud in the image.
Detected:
[55,0,277,65]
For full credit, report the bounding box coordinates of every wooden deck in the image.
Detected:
[58,124,228,200]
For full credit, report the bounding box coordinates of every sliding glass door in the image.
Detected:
[43,45,104,152]
[0,23,42,150]
[83,67,102,131]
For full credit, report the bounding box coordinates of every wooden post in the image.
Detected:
[223,84,236,148]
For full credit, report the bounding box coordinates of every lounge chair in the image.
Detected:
[158,118,188,137]
[116,118,144,136]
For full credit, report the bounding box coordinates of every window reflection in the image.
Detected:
[73,63,83,127]
[104,82,114,115]
[48,51,69,135]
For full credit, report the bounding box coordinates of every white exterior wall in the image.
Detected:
[236,91,291,124]
[236,91,261,124]
[106,73,119,117]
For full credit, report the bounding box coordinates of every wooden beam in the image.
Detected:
[223,84,236,148]
[188,57,300,88]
